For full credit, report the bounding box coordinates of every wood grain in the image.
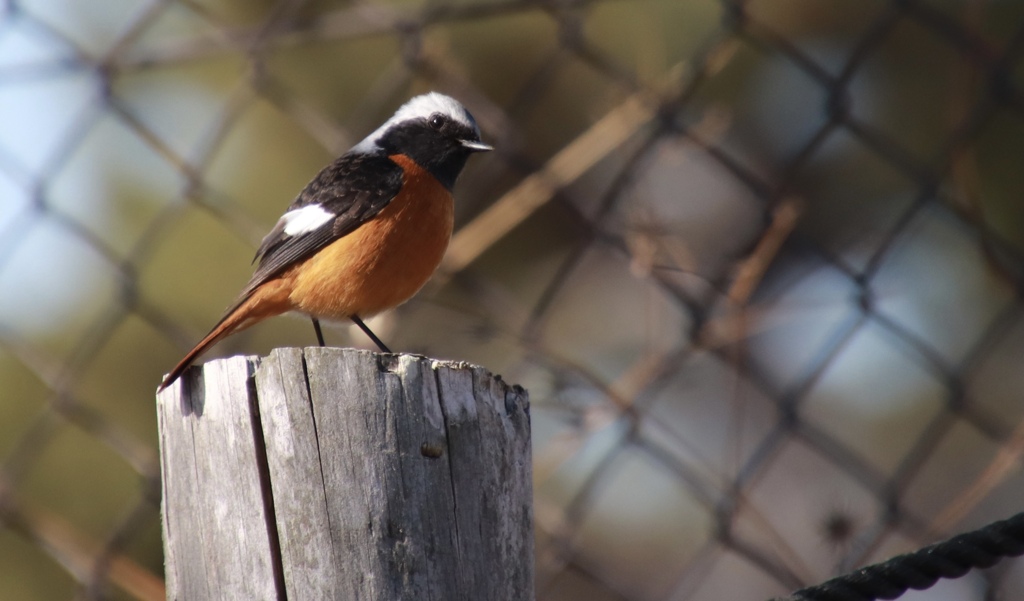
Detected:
[157,348,533,601]
[157,356,281,600]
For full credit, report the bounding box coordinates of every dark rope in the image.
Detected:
[771,511,1024,601]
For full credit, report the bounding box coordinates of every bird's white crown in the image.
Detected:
[352,92,480,153]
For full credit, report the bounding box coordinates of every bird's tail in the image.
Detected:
[158,279,293,392]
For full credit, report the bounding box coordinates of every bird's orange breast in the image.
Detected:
[288,154,455,319]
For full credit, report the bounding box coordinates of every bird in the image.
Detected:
[158,92,492,392]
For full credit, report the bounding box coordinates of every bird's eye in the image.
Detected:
[429,114,446,130]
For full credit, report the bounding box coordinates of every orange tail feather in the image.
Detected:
[158,280,294,392]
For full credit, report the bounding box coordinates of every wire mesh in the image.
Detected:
[1,0,1023,599]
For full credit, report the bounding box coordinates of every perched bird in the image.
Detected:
[158,92,491,391]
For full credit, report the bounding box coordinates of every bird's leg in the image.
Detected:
[311,318,326,347]
[351,316,392,353]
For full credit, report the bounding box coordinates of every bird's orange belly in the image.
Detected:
[288,155,454,319]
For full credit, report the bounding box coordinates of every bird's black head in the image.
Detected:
[353,93,492,190]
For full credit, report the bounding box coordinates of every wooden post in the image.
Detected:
[156,347,533,600]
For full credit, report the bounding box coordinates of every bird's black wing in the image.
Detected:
[239,152,404,299]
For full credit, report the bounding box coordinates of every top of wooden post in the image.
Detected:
[157,347,533,601]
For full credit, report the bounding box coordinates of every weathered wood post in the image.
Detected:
[156,347,533,600]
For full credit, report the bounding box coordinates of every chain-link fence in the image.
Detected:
[2,0,1023,599]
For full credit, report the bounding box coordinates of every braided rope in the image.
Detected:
[772,511,1024,601]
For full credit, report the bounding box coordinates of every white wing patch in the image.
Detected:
[281,204,334,236]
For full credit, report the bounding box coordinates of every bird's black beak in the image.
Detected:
[460,139,493,152]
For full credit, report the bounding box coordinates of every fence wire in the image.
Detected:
[1,0,1023,599]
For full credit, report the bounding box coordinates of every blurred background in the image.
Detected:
[2,0,1024,599]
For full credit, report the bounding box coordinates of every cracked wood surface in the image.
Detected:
[157,347,533,601]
